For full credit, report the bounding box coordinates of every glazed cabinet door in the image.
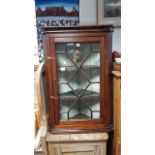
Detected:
[55,40,101,121]
[44,33,112,132]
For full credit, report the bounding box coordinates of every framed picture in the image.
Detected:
[35,0,79,26]
[34,0,79,62]
[97,0,121,26]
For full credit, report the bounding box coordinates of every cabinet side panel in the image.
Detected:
[43,35,55,129]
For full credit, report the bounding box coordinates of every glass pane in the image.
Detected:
[87,83,100,93]
[93,112,100,119]
[60,99,78,120]
[58,84,72,94]
[66,43,91,66]
[55,42,101,121]
[92,42,101,51]
[82,68,100,82]
[82,96,100,120]
[58,69,75,83]
[69,99,91,120]
[83,53,100,66]
[68,71,90,95]
[56,53,73,67]
[60,113,68,120]
[56,43,65,53]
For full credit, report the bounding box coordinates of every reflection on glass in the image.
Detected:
[55,43,65,53]
[58,84,72,94]
[55,42,101,121]
[69,99,92,119]
[83,68,100,82]
[69,71,90,94]
[56,54,73,67]
[66,43,91,66]
[92,42,101,51]
[83,53,100,66]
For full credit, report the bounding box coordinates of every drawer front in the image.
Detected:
[48,142,107,155]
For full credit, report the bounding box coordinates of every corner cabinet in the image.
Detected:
[43,25,113,134]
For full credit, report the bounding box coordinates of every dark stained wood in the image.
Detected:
[43,35,55,129]
[50,124,113,134]
[43,25,113,134]
[100,33,106,123]
[43,25,113,34]
[54,37,101,43]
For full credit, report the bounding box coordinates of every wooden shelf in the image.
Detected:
[58,65,100,71]
[56,50,100,54]
[70,113,90,119]
[58,81,100,85]
[59,88,100,100]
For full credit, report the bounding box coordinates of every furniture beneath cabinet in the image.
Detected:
[112,63,121,155]
[35,63,48,155]
[47,132,108,155]
[34,65,41,138]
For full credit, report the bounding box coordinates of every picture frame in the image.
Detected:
[34,0,80,62]
[97,0,121,26]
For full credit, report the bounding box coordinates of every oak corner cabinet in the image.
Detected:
[43,25,113,134]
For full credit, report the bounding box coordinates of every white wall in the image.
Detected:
[112,27,121,52]
[79,0,121,52]
[80,0,97,25]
